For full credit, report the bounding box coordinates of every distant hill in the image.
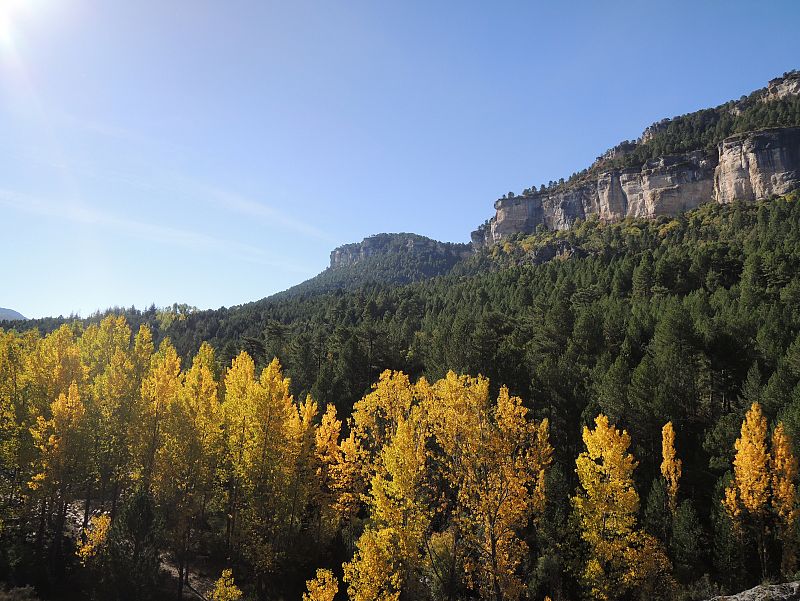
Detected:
[270,233,471,299]
[0,307,26,321]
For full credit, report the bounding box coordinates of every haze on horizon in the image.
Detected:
[1,0,798,319]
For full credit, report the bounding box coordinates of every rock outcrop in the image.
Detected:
[330,233,470,270]
[471,72,800,248]
[763,71,800,102]
[472,128,800,248]
[473,150,718,246]
[708,581,800,601]
[715,128,800,204]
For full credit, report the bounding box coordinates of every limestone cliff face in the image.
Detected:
[472,128,800,247]
[714,127,800,203]
[471,72,800,248]
[473,150,717,246]
[763,71,800,102]
[330,233,470,269]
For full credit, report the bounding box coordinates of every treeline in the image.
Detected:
[2,318,800,601]
[6,192,800,597]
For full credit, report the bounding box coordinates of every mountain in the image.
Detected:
[0,307,26,321]
[270,233,471,299]
[472,70,800,245]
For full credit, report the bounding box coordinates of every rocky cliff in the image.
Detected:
[330,233,470,269]
[715,127,800,203]
[472,72,800,247]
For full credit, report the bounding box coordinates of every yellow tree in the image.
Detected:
[26,324,85,418]
[210,569,242,601]
[283,395,321,557]
[330,428,369,548]
[352,370,415,473]
[573,414,640,600]
[154,342,223,598]
[723,402,770,578]
[29,382,87,554]
[90,345,138,521]
[771,422,799,576]
[303,568,339,601]
[344,406,431,601]
[315,403,343,541]
[139,338,182,487]
[661,421,681,514]
[222,354,295,591]
[0,328,33,529]
[428,373,552,601]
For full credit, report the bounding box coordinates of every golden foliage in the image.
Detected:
[660,421,681,513]
[76,514,111,564]
[771,422,799,527]
[771,422,799,575]
[302,568,339,601]
[210,569,242,601]
[343,527,402,601]
[573,414,662,601]
[723,403,769,518]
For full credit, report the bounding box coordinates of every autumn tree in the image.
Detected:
[344,406,430,601]
[210,568,242,601]
[770,422,799,576]
[29,381,87,556]
[573,414,672,600]
[139,339,182,487]
[723,402,770,578]
[153,342,223,598]
[428,372,552,601]
[661,421,682,514]
[222,354,299,596]
[303,568,338,601]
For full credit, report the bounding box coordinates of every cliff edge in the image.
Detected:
[472,71,800,247]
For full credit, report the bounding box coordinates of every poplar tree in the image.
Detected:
[771,422,799,576]
[661,421,682,514]
[723,402,770,579]
[303,568,338,601]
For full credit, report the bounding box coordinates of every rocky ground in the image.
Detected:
[710,581,800,601]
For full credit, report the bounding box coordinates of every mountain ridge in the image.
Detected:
[472,71,800,246]
[0,307,26,322]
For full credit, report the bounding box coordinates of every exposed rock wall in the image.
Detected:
[715,127,800,203]
[331,233,470,269]
[763,71,800,102]
[472,127,800,247]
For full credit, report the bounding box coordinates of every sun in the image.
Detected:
[0,0,41,50]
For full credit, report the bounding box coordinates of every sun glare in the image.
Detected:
[0,0,42,50]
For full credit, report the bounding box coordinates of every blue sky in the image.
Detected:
[1,1,798,318]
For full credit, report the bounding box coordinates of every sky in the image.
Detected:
[1,1,798,319]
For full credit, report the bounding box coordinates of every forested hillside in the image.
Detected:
[2,192,800,599]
